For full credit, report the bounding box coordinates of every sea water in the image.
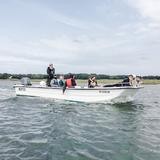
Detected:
[0,80,160,160]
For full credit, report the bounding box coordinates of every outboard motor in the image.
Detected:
[20,77,32,86]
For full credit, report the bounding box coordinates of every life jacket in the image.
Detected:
[66,78,72,88]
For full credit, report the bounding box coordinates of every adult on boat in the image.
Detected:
[20,77,32,86]
[62,74,77,93]
[46,64,55,87]
[65,74,77,88]
[122,74,134,86]
[50,75,59,87]
[136,76,143,86]
[103,75,134,87]
[58,75,65,87]
[88,76,98,88]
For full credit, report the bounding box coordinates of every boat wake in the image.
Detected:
[0,88,16,102]
[111,96,135,104]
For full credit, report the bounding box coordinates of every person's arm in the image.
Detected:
[47,67,51,75]
[53,68,55,75]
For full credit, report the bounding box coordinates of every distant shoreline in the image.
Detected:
[1,78,160,85]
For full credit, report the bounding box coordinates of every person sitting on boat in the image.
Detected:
[88,76,98,88]
[136,76,143,86]
[122,74,134,86]
[62,74,77,93]
[21,77,32,86]
[50,75,59,87]
[58,75,65,87]
[65,74,77,88]
[46,64,55,87]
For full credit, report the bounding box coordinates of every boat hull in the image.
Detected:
[14,85,142,103]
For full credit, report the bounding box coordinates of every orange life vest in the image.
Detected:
[66,78,72,88]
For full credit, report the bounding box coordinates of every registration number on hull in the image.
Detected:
[18,87,26,91]
[99,90,110,93]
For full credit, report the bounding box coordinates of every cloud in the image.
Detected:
[14,0,108,31]
[128,0,160,22]
[0,34,130,74]
[39,34,128,54]
[0,0,160,75]
[40,37,81,52]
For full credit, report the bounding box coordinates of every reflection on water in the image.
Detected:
[0,80,160,160]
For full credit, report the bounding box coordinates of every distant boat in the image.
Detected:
[13,84,143,103]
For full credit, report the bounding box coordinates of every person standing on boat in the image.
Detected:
[46,64,55,87]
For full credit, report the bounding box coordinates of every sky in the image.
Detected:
[0,0,160,75]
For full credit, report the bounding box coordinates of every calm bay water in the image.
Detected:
[0,80,160,160]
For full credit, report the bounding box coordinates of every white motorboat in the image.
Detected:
[14,84,142,103]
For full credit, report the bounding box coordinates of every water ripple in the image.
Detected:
[0,81,160,160]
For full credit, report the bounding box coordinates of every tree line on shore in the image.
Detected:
[0,73,160,80]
